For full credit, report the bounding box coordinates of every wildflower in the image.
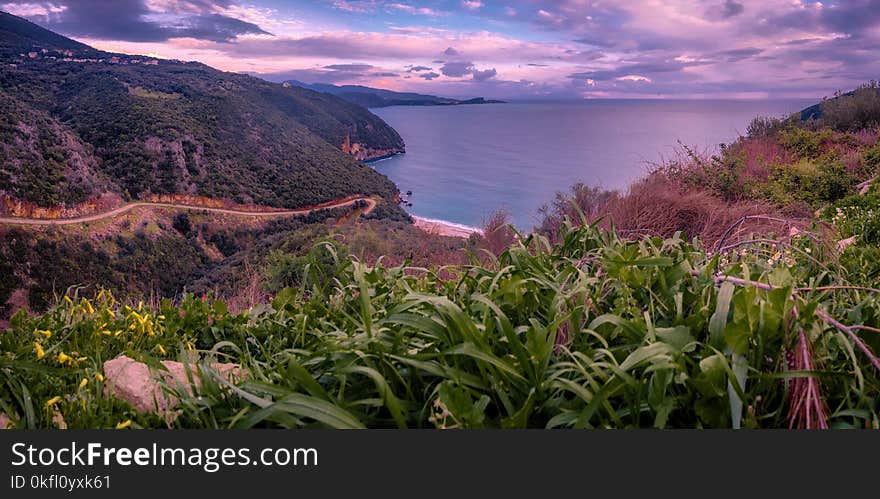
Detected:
[84,300,94,314]
[35,329,51,338]
[157,344,167,356]
[63,296,73,305]
[34,342,45,360]
[77,356,88,362]
[115,420,132,430]
[94,373,105,382]
[57,351,72,366]
[101,329,112,336]
[44,396,62,408]
[78,378,88,390]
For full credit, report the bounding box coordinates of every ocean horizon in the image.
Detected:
[371,99,815,230]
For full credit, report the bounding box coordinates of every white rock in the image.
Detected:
[103,355,242,415]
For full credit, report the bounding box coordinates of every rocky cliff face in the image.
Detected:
[342,133,404,161]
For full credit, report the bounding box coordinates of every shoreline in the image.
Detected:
[412,216,482,238]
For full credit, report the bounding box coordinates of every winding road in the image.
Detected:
[0,197,376,226]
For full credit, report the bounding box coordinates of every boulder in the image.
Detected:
[0,412,10,429]
[103,355,242,414]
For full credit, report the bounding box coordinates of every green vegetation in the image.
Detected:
[2,222,878,429]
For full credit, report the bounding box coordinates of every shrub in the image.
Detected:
[826,192,880,245]
[172,212,192,236]
[819,81,880,131]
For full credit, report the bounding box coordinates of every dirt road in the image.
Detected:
[0,197,376,226]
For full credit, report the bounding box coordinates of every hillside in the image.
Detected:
[287,80,505,108]
[798,81,880,131]
[0,11,405,213]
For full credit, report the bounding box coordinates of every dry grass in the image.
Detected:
[538,174,811,249]
[479,209,518,256]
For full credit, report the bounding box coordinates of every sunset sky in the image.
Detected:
[3,0,879,99]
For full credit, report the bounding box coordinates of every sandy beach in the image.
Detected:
[413,216,482,238]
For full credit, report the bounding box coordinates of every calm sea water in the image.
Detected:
[371,100,813,230]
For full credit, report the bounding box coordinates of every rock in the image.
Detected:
[837,236,857,252]
[0,412,11,430]
[52,409,67,429]
[103,355,242,415]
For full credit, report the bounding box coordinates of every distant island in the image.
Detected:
[285,80,505,108]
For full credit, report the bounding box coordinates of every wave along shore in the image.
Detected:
[412,216,482,238]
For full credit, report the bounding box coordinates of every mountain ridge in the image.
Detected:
[286,80,505,108]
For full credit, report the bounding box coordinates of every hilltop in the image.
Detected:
[286,80,505,108]
[0,11,405,213]
[798,81,880,131]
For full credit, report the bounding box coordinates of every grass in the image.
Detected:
[2,220,878,429]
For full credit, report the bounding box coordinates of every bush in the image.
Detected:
[172,212,192,236]
[826,192,880,245]
[819,81,880,132]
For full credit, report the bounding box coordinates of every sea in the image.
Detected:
[370,99,814,231]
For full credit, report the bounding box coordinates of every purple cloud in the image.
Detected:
[2,0,269,42]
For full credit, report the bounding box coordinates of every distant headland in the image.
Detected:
[285,80,505,108]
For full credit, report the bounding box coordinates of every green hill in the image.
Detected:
[0,11,405,211]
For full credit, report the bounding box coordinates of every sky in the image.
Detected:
[2,0,879,99]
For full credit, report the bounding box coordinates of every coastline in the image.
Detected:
[412,215,482,238]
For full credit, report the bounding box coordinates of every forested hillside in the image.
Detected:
[0,11,405,211]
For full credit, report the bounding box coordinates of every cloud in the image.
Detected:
[3,0,269,42]
[439,61,473,77]
[615,74,651,83]
[444,46,459,56]
[706,1,744,20]
[712,47,763,62]
[472,68,497,81]
[386,3,443,17]
[331,0,378,13]
[324,63,374,71]
[440,60,497,81]
[461,1,482,10]
[406,65,432,72]
[419,71,440,80]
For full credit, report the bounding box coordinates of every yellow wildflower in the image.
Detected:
[57,351,72,366]
[101,329,112,336]
[77,356,88,362]
[95,373,105,382]
[35,329,52,338]
[78,378,88,390]
[34,342,45,360]
[44,396,62,408]
[156,344,167,356]
[63,296,74,305]
[84,300,94,314]
[115,420,132,430]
